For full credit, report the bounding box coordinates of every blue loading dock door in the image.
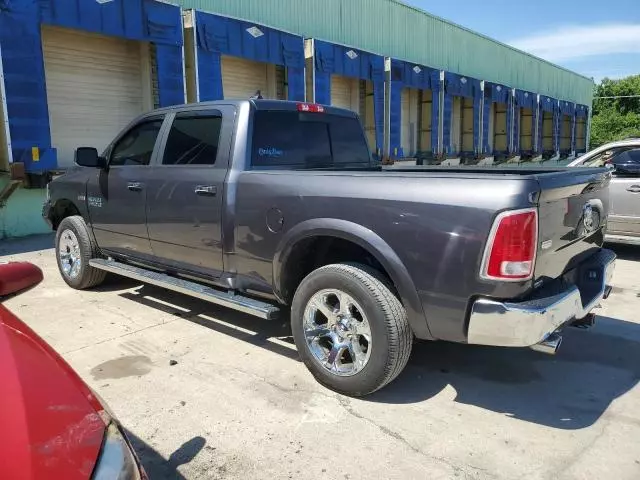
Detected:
[313,41,385,157]
[389,59,439,160]
[442,72,482,158]
[559,100,575,156]
[482,82,512,158]
[575,104,589,154]
[513,89,538,157]
[195,12,305,103]
[0,0,184,173]
[538,95,559,157]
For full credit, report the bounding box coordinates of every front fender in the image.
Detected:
[273,218,433,340]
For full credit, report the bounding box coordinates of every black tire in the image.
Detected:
[291,263,413,396]
[55,215,106,290]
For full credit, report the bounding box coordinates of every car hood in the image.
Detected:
[0,305,105,480]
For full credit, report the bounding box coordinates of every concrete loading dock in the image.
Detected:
[575,104,589,154]
[482,82,512,163]
[538,95,560,160]
[442,72,482,163]
[389,59,440,162]
[185,11,305,104]
[513,89,538,160]
[0,0,596,239]
[0,0,184,172]
[559,100,576,159]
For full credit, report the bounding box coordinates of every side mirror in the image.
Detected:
[0,262,43,299]
[75,147,107,168]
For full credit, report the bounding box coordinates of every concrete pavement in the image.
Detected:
[2,235,639,479]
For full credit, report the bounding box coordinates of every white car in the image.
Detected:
[569,139,640,245]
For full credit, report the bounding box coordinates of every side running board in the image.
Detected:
[89,258,280,320]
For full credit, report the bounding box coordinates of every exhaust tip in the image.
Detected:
[530,332,562,355]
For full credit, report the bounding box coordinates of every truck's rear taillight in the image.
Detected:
[297,103,325,113]
[481,208,538,281]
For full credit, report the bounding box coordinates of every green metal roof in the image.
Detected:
[176,0,594,106]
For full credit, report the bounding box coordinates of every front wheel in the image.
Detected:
[55,216,107,290]
[291,263,413,396]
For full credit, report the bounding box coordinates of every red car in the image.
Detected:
[0,262,146,480]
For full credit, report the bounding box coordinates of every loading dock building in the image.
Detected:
[0,0,594,238]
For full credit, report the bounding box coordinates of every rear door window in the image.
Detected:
[251,111,371,169]
[162,115,223,166]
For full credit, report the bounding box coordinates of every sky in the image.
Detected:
[408,0,640,82]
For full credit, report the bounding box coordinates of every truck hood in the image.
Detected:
[0,305,105,480]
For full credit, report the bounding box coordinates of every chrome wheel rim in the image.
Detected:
[303,289,372,377]
[58,229,81,279]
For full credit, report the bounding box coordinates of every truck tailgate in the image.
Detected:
[534,168,611,282]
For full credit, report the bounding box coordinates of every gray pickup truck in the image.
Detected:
[44,100,616,396]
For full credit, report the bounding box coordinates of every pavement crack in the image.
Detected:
[335,396,492,479]
[552,417,610,478]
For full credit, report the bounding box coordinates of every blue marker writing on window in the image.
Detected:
[258,147,284,158]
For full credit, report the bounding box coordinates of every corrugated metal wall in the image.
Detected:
[176,0,594,106]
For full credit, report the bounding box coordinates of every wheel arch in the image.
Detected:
[273,218,433,340]
[50,198,82,230]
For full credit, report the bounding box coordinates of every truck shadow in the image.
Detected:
[370,315,640,429]
[118,284,300,362]
[117,284,639,430]
[605,242,640,261]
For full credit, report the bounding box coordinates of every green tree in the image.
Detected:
[590,75,640,148]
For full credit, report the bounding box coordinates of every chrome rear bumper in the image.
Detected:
[467,249,616,347]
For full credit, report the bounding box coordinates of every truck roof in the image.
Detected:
[145,99,358,117]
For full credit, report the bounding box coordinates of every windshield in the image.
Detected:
[251,110,374,170]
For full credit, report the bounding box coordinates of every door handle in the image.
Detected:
[626,185,640,193]
[195,185,217,196]
[127,182,143,192]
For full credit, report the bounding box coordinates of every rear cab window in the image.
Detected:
[250,110,372,170]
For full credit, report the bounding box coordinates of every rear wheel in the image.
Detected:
[291,263,412,396]
[55,216,106,289]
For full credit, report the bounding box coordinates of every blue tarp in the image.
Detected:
[559,100,575,116]
[442,72,482,156]
[576,104,589,117]
[515,89,537,109]
[539,95,557,113]
[314,41,385,155]
[0,0,184,172]
[482,82,512,156]
[389,59,440,158]
[486,82,510,104]
[195,12,305,103]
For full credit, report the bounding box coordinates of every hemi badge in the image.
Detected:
[541,240,553,250]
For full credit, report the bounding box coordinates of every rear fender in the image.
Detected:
[274,218,433,340]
